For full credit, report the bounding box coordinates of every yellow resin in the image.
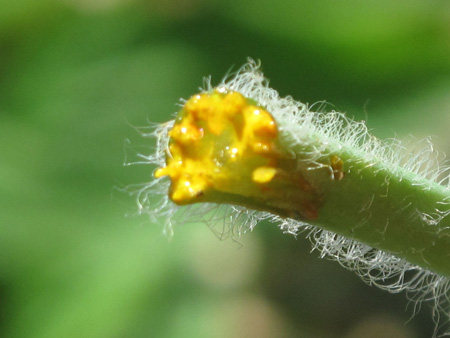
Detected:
[155,89,278,203]
[155,89,322,220]
[252,167,278,184]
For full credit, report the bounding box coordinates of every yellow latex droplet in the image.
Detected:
[252,167,277,184]
[154,167,166,179]
[155,89,279,204]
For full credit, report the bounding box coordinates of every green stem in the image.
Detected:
[304,146,450,279]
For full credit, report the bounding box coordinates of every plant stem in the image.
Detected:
[155,86,450,279]
[284,138,450,279]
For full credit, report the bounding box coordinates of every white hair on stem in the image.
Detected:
[130,59,450,336]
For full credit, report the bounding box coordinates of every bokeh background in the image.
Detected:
[1,0,450,337]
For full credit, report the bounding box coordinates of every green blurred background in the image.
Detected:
[1,0,450,337]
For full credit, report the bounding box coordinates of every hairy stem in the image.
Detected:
[287,140,450,279]
[155,86,450,279]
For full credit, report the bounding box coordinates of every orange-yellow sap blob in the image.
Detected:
[154,89,279,204]
[155,89,321,221]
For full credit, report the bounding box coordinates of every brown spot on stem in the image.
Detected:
[330,155,345,180]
